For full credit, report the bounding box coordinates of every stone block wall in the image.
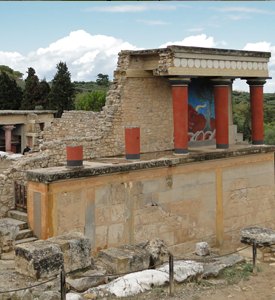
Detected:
[41,50,176,158]
[0,151,54,217]
[120,77,174,152]
[27,152,275,256]
[222,159,275,248]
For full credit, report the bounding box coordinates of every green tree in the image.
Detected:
[0,65,23,79]
[96,73,109,87]
[36,79,51,109]
[76,90,106,111]
[0,71,22,109]
[48,62,76,117]
[264,125,275,145]
[20,67,41,110]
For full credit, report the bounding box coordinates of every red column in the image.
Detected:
[247,79,266,145]
[66,145,83,167]
[212,79,232,149]
[125,126,140,159]
[169,78,190,154]
[3,125,15,153]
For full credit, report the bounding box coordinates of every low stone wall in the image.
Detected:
[26,149,275,256]
[0,150,54,217]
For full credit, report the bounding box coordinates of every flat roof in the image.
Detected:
[0,110,57,115]
[27,145,275,184]
[122,45,271,58]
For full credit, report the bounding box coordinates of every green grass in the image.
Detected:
[221,263,261,285]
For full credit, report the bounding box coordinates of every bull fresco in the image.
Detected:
[188,78,216,141]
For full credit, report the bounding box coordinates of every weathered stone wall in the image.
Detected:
[222,159,275,247]
[120,77,173,152]
[0,151,50,217]
[41,50,175,156]
[27,152,275,256]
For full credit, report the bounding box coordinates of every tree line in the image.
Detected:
[0,64,109,117]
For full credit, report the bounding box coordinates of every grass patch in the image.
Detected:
[220,263,261,285]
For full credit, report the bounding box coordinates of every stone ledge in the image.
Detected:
[26,146,275,184]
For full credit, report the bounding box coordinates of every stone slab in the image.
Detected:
[202,254,244,278]
[241,227,275,247]
[98,244,150,274]
[48,232,91,273]
[14,240,63,279]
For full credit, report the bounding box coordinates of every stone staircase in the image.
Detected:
[1,210,37,245]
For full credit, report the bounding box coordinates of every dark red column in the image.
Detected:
[125,126,140,159]
[247,79,266,145]
[212,79,232,149]
[66,145,83,167]
[3,125,15,153]
[169,78,191,154]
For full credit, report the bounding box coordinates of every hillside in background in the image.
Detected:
[233,90,275,145]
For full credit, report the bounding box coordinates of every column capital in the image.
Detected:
[169,77,191,86]
[211,78,233,86]
[3,125,15,131]
[246,78,266,87]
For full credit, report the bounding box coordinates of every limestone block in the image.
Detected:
[202,254,244,278]
[137,238,171,267]
[97,244,150,274]
[195,242,210,256]
[67,265,107,292]
[14,240,64,280]
[158,260,203,283]
[0,221,19,253]
[39,291,61,300]
[241,226,275,247]
[48,232,91,273]
[66,293,83,300]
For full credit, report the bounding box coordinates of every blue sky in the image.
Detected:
[1,1,275,92]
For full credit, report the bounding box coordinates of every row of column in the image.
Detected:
[169,77,266,154]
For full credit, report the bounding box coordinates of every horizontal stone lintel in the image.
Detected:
[26,146,275,184]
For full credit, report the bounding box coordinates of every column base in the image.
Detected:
[125,154,140,160]
[216,144,229,149]
[67,160,83,167]
[174,148,188,154]
[252,140,264,145]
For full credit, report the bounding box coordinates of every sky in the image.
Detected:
[0,1,275,92]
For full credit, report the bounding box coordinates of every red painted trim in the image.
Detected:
[214,86,229,146]
[250,86,264,142]
[66,146,83,161]
[125,127,140,155]
[172,86,188,150]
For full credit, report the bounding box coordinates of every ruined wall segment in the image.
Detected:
[27,147,275,256]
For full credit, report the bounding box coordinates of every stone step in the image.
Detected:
[15,237,38,245]
[0,218,28,230]
[16,229,33,241]
[7,210,28,223]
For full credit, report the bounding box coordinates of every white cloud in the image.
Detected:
[0,30,140,82]
[85,4,177,13]
[212,6,275,15]
[159,34,217,49]
[233,41,275,93]
[225,14,251,21]
[137,19,169,25]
